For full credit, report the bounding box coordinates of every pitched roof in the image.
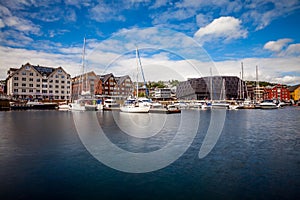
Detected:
[116,75,130,85]
[288,84,300,92]
[99,73,114,83]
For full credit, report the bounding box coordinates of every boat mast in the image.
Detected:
[136,47,149,97]
[256,65,259,102]
[210,67,213,100]
[80,37,86,96]
[135,48,139,99]
[241,62,244,99]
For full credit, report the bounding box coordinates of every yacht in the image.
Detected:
[103,99,119,110]
[120,99,150,113]
[259,100,278,109]
[211,101,230,109]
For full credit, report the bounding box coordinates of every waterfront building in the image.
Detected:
[115,75,134,97]
[99,73,118,96]
[176,76,246,100]
[0,80,5,94]
[246,84,255,100]
[264,84,290,102]
[253,86,264,102]
[288,84,300,102]
[71,71,101,100]
[6,63,71,101]
[154,88,172,99]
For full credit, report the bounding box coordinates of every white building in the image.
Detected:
[6,63,71,101]
[154,88,171,99]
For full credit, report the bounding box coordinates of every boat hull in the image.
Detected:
[120,105,150,113]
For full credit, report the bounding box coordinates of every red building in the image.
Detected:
[264,84,290,102]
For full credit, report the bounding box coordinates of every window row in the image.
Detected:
[13,89,70,94]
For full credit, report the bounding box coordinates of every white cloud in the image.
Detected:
[284,44,300,56]
[0,5,40,35]
[242,0,300,30]
[0,19,5,28]
[90,3,126,22]
[1,27,299,86]
[213,57,300,85]
[194,16,247,44]
[196,13,212,27]
[263,38,293,52]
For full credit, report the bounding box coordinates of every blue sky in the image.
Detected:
[0,0,300,84]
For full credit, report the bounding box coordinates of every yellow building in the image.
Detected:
[289,84,300,101]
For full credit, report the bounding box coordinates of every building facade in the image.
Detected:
[71,71,101,100]
[264,84,290,101]
[6,63,71,101]
[176,76,246,100]
[288,84,300,102]
[153,88,172,99]
[99,73,133,98]
[115,75,134,97]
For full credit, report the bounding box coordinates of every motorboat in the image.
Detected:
[103,99,119,110]
[211,101,230,109]
[120,99,150,113]
[259,100,278,109]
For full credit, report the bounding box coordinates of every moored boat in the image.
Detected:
[259,100,278,109]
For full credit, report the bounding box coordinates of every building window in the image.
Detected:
[36,84,40,87]
[61,80,65,84]
[14,77,18,80]
[29,72,34,76]
[49,79,53,83]
[36,90,40,93]
[55,75,59,78]
[61,91,65,94]
[14,89,18,92]
[49,85,53,88]
[55,85,59,88]
[22,89,26,92]
[49,90,53,93]
[22,77,26,81]
[55,96,59,99]
[22,71,26,75]
[37,79,40,82]
[55,80,59,83]
[22,83,26,87]
[42,90,47,93]
[61,75,65,78]
[29,89,33,92]
[29,78,33,81]
[61,86,65,89]
[42,85,47,88]
[29,84,33,87]
[55,90,59,93]
[42,79,47,82]
[14,83,18,86]
[61,96,65,99]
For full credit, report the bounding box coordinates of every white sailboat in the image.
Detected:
[211,78,229,109]
[120,48,150,113]
[70,37,92,111]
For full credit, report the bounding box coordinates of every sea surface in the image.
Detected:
[0,107,299,200]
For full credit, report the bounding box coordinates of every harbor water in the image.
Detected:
[0,107,299,199]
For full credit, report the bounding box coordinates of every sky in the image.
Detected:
[0,0,300,85]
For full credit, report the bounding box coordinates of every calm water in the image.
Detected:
[0,107,299,200]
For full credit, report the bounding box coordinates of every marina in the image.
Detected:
[0,107,299,199]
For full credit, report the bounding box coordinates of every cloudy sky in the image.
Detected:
[0,0,300,85]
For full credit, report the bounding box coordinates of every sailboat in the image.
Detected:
[120,48,150,113]
[211,78,230,109]
[70,37,97,111]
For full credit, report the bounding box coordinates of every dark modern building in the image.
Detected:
[176,76,246,100]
